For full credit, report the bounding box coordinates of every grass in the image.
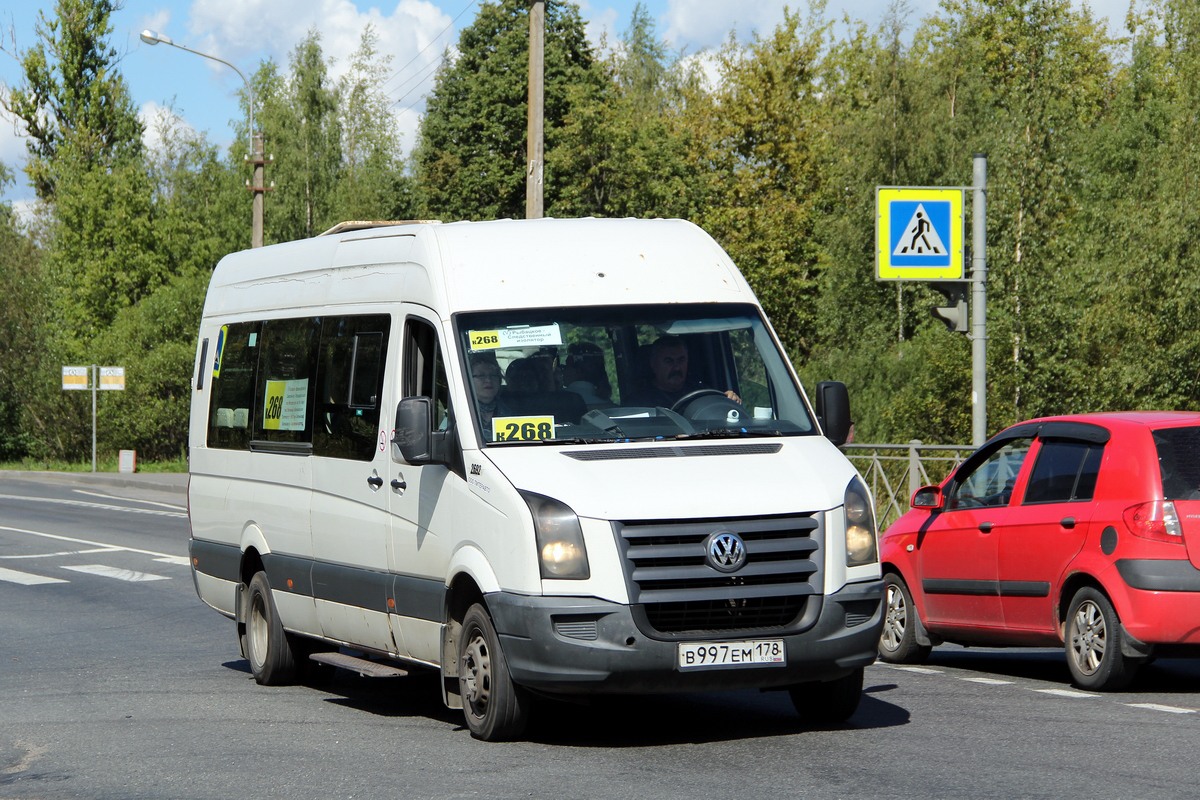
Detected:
[0,456,187,474]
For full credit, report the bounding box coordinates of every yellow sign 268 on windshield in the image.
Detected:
[470,330,501,350]
[493,416,555,442]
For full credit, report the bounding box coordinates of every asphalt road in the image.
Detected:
[2,471,1200,799]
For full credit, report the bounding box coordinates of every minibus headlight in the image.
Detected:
[521,492,590,580]
[844,477,878,567]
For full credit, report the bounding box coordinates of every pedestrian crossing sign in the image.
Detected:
[876,187,965,280]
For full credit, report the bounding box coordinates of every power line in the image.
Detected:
[381,0,476,99]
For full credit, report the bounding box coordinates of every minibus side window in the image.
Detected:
[404,318,451,425]
[313,315,390,461]
[252,317,321,448]
[207,321,262,450]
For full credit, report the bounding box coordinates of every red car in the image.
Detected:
[878,411,1200,690]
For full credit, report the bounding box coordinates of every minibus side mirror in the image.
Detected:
[394,397,434,464]
[815,380,851,446]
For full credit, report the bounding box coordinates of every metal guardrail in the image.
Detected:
[843,441,974,531]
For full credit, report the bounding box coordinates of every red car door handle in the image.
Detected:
[979,521,993,533]
[1061,517,1076,529]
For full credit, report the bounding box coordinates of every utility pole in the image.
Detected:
[250,131,265,248]
[971,154,988,446]
[526,0,545,219]
[141,30,266,248]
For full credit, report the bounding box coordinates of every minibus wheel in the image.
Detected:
[458,603,529,741]
[789,667,863,725]
[243,571,297,685]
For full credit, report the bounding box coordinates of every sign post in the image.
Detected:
[877,157,988,445]
[62,365,126,472]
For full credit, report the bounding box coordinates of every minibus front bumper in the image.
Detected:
[485,579,884,694]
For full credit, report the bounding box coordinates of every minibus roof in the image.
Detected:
[204,217,757,317]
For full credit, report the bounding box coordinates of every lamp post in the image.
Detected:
[140,29,266,248]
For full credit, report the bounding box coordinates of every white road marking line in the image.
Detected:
[880,665,944,675]
[153,556,191,566]
[0,493,185,518]
[72,489,186,512]
[62,564,169,582]
[0,525,180,562]
[0,566,68,585]
[1034,688,1100,699]
[1125,703,1195,715]
[959,677,1014,685]
[0,547,121,560]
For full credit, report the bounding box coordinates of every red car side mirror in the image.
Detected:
[911,485,944,510]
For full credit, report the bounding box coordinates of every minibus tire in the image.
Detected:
[458,603,529,741]
[789,667,863,725]
[243,571,297,686]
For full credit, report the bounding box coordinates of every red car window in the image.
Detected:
[1153,427,1200,501]
[1024,440,1104,504]
[948,439,1032,509]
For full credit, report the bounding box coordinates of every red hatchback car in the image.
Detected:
[878,411,1200,690]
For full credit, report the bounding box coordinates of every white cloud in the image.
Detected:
[181,0,456,155]
[662,0,789,52]
[0,113,27,165]
[139,100,200,153]
[185,0,451,82]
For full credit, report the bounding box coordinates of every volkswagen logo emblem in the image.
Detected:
[704,531,747,573]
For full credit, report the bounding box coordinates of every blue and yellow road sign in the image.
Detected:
[876,187,965,280]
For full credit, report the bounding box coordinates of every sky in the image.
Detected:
[0,0,1142,208]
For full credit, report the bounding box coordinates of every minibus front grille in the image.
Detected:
[615,514,823,634]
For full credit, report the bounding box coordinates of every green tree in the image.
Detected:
[1071,0,1200,411]
[921,0,1113,429]
[553,2,696,218]
[415,0,600,220]
[91,271,209,461]
[0,166,46,459]
[143,104,244,276]
[3,0,143,200]
[256,31,342,242]
[4,0,172,459]
[689,10,832,359]
[335,24,414,221]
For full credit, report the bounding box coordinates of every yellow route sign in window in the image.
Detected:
[877,187,965,281]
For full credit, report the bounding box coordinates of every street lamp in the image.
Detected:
[140,29,266,248]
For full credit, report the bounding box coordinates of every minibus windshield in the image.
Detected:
[455,303,818,445]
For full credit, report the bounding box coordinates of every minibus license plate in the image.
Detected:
[677,639,786,670]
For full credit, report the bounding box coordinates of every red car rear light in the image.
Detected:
[1123,500,1184,543]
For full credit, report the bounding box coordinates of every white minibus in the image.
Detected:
[187,217,883,740]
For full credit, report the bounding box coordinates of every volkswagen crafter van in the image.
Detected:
[187,217,883,740]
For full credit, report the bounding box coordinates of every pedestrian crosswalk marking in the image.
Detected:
[0,566,68,585]
[0,547,120,560]
[0,493,185,518]
[1034,688,1099,699]
[62,564,170,582]
[0,525,180,561]
[881,664,943,675]
[1126,703,1194,715]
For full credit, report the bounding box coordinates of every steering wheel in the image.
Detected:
[670,388,727,414]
